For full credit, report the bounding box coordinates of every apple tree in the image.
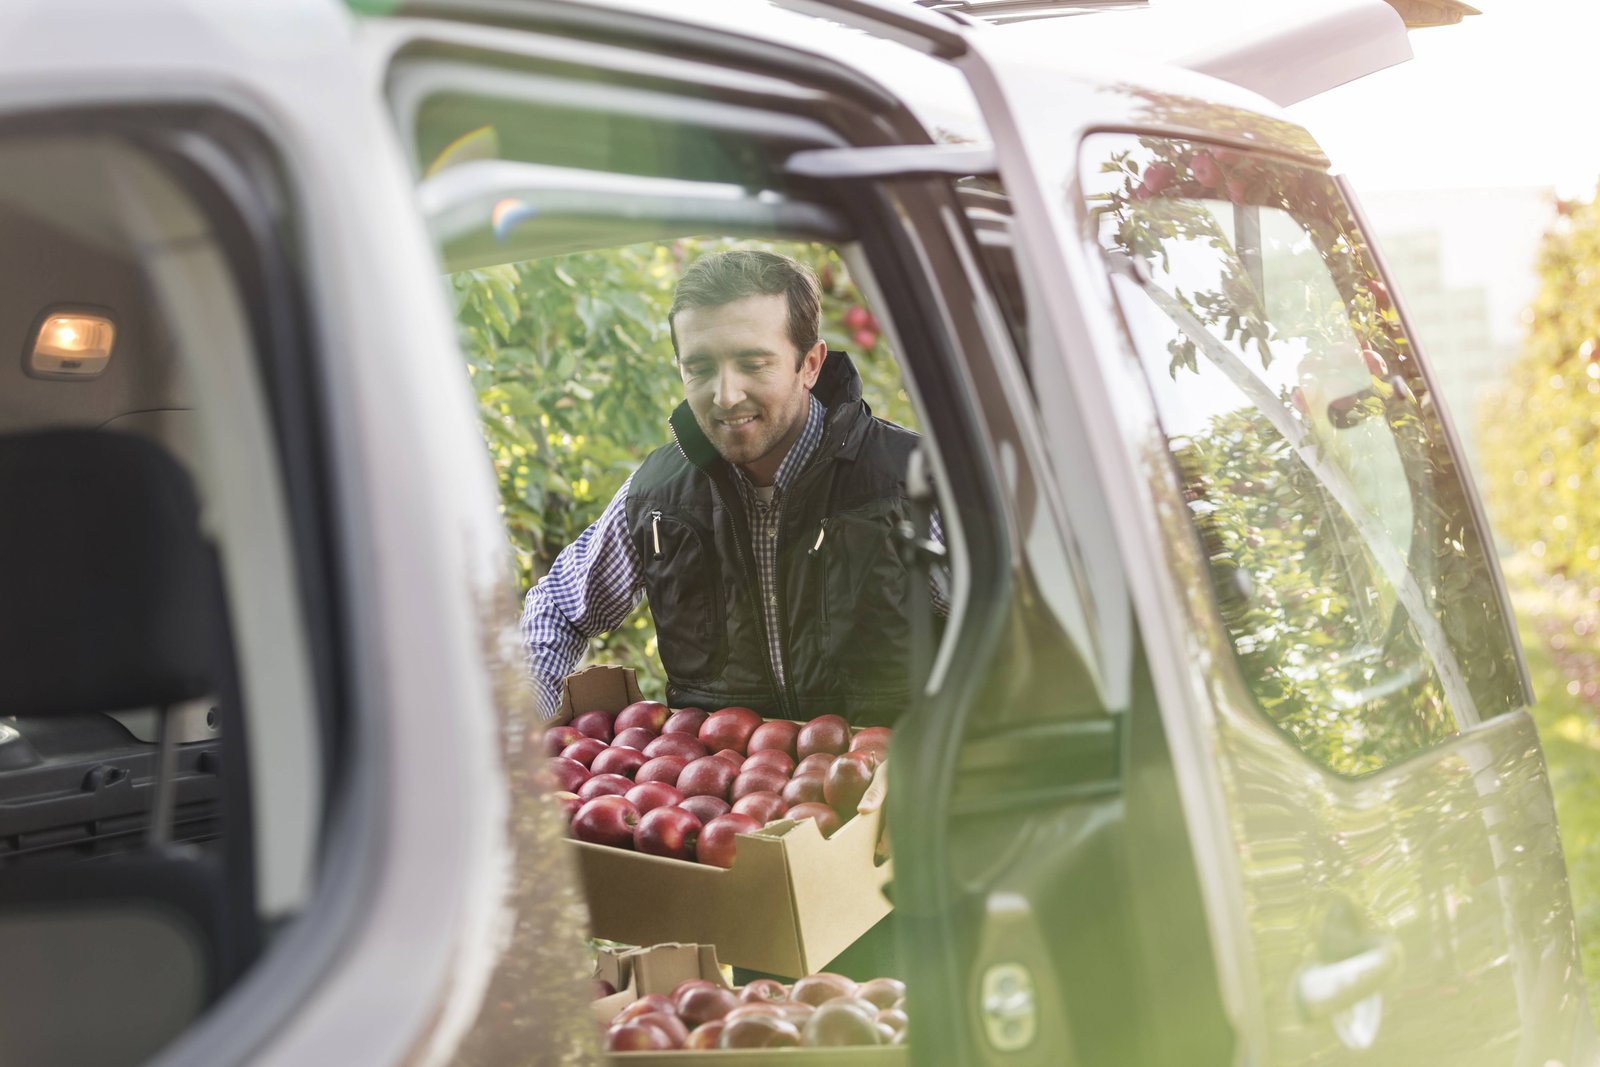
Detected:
[1480,189,1600,592]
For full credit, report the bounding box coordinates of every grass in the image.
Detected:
[1512,576,1600,1017]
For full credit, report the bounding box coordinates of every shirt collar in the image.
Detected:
[735,394,825,500]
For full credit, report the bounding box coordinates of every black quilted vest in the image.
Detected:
[624,352,918,727]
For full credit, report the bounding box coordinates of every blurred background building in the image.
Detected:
[1358,186,1554,482]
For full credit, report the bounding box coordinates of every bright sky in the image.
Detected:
[1291,0,1600,197]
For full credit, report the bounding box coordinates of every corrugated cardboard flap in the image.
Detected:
[560,663,645,724]
[764,773,892,971]
[574,826,806,976]
[592,942,728,1026]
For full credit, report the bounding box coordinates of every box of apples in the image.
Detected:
[545,665,893,978]
[591,942,908,1063]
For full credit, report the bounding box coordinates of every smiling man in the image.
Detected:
[522,249,942,724]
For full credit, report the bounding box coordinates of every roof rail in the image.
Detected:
[914,0,1147,25]
[919,0,1476,28]
[771,0,970,58]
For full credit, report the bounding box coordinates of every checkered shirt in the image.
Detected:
[726,395,827,692]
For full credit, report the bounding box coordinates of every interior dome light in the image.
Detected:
[27,310,116,379]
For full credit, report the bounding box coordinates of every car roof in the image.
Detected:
[473,0,1331,164]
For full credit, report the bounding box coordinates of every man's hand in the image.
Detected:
[857,759,891,865]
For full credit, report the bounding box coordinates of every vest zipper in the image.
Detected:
[650,510,664,561]
[808,518,829,556]
[670,421,793,718]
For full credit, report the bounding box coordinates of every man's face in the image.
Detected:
[675,293,825,486]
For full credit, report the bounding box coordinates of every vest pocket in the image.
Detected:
[639,513,722,683]
[818,510,912,695]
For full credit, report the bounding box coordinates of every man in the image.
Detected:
[521,248,943,724]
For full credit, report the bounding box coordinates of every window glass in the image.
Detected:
[1081,133,1520,775]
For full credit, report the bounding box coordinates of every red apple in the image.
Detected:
[590,746,648,779]
[616,994,675,1023]
[794,753,836,778]
[680,794,731,824]
[547,756,590,793]
[633,1011,689,1048]
[663,708,710,736]
[713,748,746,768]
[612,726,658,751]
[742,749,795,777]
[541,725,585,757]
[551,790,582,824]
[625,781,684,814]
[634,805,701,861]
[644,733,709,762]
[792,973,858,1006]
[739,979,788,1003]
[678,756,738,800]
[605,1022,672,1052]
[571,709,615,742]
[849,726,892,751]
[672,978,719,1000]
[699,707,763,755]
[719,1014,800,1048]
[571,795,639,848]
[731,790,787,824]
[635,754,688,785]
[803,1000,882,1046]
[615,700,670,734]
[696,812,762,868]
[676,984,740,1027]
[797,714,850,759]
[858,977,906,1010]
[592,978,616,999]
[578,773,634,802]
[731,765,789,802]
[560,737,608,768]
[850,744,887,771]
[725,1003,786,1022]
[825,753,875,813]
[746,719,800,759]
[787,802,842,837]
[684,1021,724,1049]
[781,775,825,807]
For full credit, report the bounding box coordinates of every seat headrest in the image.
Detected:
[0,430,218,717]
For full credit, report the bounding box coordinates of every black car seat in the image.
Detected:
[0,429,258,1067]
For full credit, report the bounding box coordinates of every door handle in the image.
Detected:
[1295,937,1401,1021]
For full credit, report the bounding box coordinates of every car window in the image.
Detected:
[0,121,328,1064]
[1081,133,1521,776]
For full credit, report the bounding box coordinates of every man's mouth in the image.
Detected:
[717,414,758,429]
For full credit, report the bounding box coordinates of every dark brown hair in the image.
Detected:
[668,249,820,367]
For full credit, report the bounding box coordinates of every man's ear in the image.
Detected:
[800,340,826,389]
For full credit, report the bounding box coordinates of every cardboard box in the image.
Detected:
[559,665,893,977]
[594,943,908,1065]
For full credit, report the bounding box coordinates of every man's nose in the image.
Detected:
[713,365,747,410]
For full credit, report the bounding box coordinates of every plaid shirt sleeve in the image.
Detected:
[929,507,951,617]
[521,475,645,720]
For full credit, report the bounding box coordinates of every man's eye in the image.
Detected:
[684,365,709,378]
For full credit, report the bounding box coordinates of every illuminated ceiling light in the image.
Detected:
[26,309,116,380]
